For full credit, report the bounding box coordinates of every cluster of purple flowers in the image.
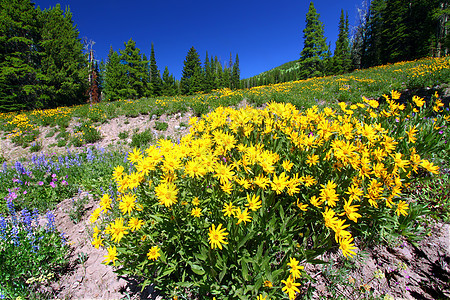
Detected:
[1,190,62,249]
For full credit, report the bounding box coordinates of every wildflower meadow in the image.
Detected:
[91,89,448,299]
[0,56,449,299]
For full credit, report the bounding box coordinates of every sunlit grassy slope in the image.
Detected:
[1,56,449,134]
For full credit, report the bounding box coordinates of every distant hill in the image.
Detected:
[242,59,303,88]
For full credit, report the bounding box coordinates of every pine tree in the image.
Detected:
[299,2,329,79]
[180,46,202,95]
[203,51,214,93]
[141,53,151,97]
[0,0,42,111]
[350,0,369,70]
[332,10,352,74]
[99,58,106,92]
[361,0,386,67]
[380,0,411,64]
[161,66,176,96]
[361,0,439,67]
[39,4,88,108]
[120,38,147,99]
[434,1,450,56]
[231,53,240,89]
[149,42,162,96]
[103,46,126,100]
[408,0,441,59]
[212,55,219,90]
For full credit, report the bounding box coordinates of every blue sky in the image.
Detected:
[34,0,365,80]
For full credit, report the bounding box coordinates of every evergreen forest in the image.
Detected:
[1,0,449,112]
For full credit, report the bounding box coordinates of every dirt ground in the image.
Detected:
[2,107,450,299]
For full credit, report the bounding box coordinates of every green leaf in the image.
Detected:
[256,242,264,259]
[279,204,285,222]
[218,263,227,283]
[177,281,193,288]
[190,263,206,275]
[162,266,176,277]
[241,259,249,281]
[237,231,254,250]
[194,250,207,261]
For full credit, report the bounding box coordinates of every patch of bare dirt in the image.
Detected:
[49,193,129,299]
[1,110,193,163]
[304,221,450,300]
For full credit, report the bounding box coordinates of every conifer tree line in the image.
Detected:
[2,0,448,111]
[0,0,88,111]
[242,0,449,89]
[102,43,241,100]
[0,0,241,111]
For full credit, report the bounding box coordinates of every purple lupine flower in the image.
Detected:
[30,235,39,253]
[86,147,94,162]
[21,208,32,229]
[14,161,26,175]
[6,199,15,214]
[32,209,39,227]
[46,211,56,232]
[60,232,67,245]
[0,215,7,240]
[11,226,20,246]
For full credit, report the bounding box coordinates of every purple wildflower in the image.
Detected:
[46,211,56,232]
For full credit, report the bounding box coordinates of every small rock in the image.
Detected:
[396,247,413,261]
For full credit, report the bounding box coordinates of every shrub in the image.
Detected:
[72,121,102,145]
[57,139,67,147]
[11,129,39,148]
[68,193,90,224]
[118,131,129,140]
[130,129,153,148]
[155,121,169,131]
[30,141,42,153]
[90,90,448,299]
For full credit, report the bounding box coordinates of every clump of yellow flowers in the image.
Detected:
[90,91,446,299]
